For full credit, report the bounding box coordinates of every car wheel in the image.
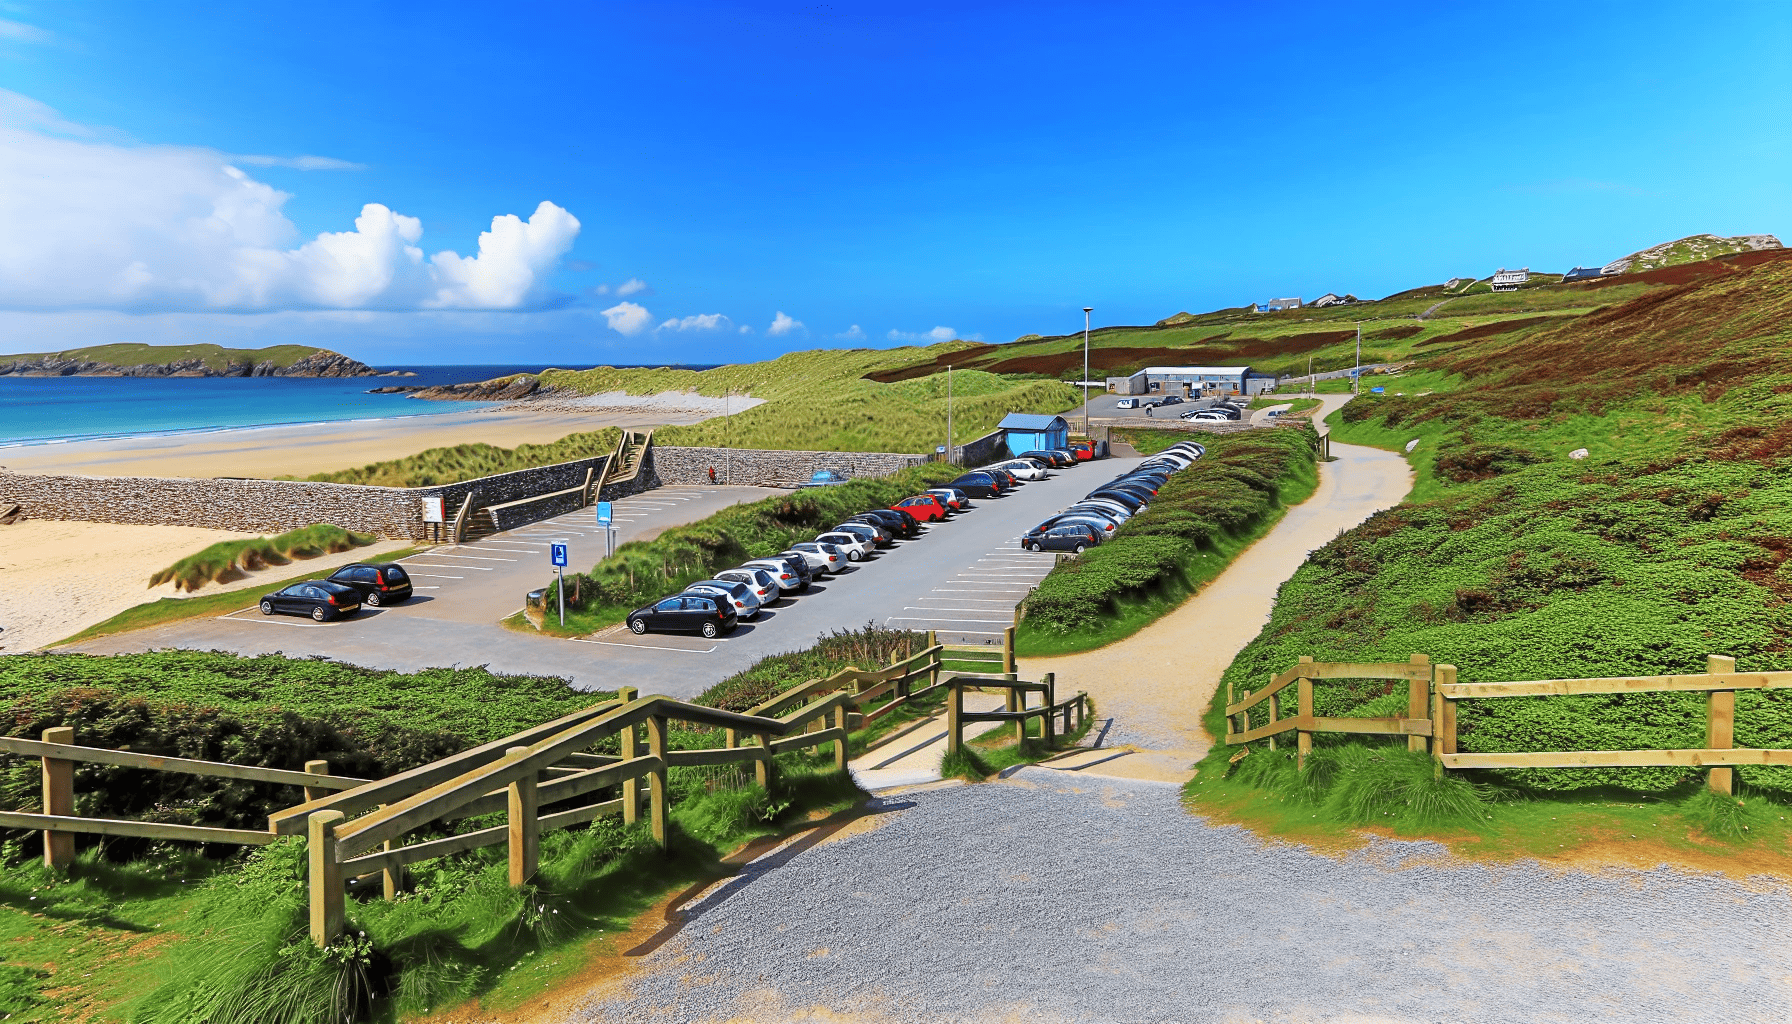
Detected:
[1029,541,1042,552]
[1074,544,1086,555]
[701,621,720,638]
[311,606,328,622]
[260,601,274,616]
[848,550,862,562]
[629,618,647,634]
[365,591,381,607]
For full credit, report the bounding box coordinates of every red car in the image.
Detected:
[1068,441,1096,462]
[892,494,949,522]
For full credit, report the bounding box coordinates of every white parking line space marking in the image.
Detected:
[887,616,1012,624]
[425,554,517,561]
[569,637,716,654]
[218,615,326,628]
[404,563,494,570]
[904,607,1010,614]
[406,573,465,579]
[412,586,441,590]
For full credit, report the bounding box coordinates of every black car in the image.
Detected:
[1159,395,1185,407]
[1087,488,1146,511]
[325,562,414,606]
[1020,449,1072,468]
[260,580,362,621]
[1037,512,1120,540]
[859,507,919,538]
[1022,522,1100,553]
[627,594,739,637]
[950,472,1003,498]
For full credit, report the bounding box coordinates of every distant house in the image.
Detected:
[1444,277,1474,290]
[1311,293,1357,307]
[999,413,1069,457]
[1265,297,1302,311]
[1490,267,1530,292]
[1563,266,1607,282]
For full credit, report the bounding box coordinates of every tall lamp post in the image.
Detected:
[1353,322,1361,395]
[1082,306,1093,437]
[945,364,953,464]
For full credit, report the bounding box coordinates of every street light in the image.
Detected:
[1082,306,1093,437]
[946,363,953,465]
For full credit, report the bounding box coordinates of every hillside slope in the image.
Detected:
[0,343,393,378]
[1214,246,1792,795]
[1603,232,1782,275]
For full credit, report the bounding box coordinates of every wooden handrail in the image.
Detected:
[1438,671,1792,699]
[0,810,278,847]
[0,736,367,790]
[1268,657,1431,689]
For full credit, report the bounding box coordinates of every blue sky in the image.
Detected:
[0,1,1787,366]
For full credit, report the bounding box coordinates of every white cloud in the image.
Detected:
[658,313,731,332]
[614,277,648,297]
[0,88,580,312]
[835,324,865,340]
[232,154,366,171]
[739,324,753,334]
[887,326,959,343]
[601,301,653,335]
[0,19,51,44]
[767,311,804,336]
[591,283,610,295]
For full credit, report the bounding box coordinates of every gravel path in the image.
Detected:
[571,770,1792,1023]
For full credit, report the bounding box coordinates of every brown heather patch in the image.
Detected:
[1705,421,1792,464]
[1412,315,1558,348]
[1368,324,1424,340]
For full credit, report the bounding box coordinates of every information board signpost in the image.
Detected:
[595,502,618,558]
[550,542,569,625]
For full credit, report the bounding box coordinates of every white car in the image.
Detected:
[991,459,1049,481]
[1189,411,1230,422]
[784,542,846,574]
[741,558,807,593]
[684,580,761,620]
[815,531,874,562]
[715,567,780,604]
[1115,398,1138,409]
[926,488,972,512]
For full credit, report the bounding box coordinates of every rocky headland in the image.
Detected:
[0,348,410,379]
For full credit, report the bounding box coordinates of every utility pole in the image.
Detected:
[946,364,953,464]
[1307,353,1313,398]
[1082,307,1093,437]
[1354,322,1361,395]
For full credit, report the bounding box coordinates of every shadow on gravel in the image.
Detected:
[624,797,915,958]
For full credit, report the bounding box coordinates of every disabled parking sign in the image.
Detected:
[550,543,568,567]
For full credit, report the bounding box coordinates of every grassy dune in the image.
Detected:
[147,524,375,591]
[1189,247,1792,855]
[302,427,622,486]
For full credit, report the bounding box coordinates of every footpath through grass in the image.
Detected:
[1015,428,1319,657]
[1188,248,1792,865]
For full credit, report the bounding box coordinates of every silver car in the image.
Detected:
[715,567,780,604]
[683,580,761,619]
[741,558,806,593]
[815,531,874,562]
[991,459,1049,481]
[786,541,847,574]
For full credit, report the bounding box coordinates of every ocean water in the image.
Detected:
[0,364,719,445]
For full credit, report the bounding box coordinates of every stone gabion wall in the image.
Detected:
[646,445,927,488]
[955,429,1008,467]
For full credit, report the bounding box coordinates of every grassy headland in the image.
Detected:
[1189,246,1792,857]
[0,343,328,373]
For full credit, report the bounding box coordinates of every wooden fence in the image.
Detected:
[1226,652,1791,797]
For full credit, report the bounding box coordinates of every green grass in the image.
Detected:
[939,696,1098,780]
[1015,429,1320,655]
[301,428,621,487]
[0,343,325,372]
[148,524,376,591]
[53,548,426,646]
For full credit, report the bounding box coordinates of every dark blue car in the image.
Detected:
[798,468,852,488]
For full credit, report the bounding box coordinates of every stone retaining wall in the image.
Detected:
[645,446,927,488]
[956,429,1008,467]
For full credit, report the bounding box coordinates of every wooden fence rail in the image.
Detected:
[1229,652,1788,799]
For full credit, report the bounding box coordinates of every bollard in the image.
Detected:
[40,727,74,869]
[308,810,346,946]
[646,715,669,850]
[506,746,539,885]
[618,687,640,825]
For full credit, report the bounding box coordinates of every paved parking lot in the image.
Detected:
[71,459,1144,697]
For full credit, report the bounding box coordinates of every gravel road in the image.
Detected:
[573,769,1792,1023]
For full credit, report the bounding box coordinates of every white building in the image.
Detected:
[1490,267,1530,292]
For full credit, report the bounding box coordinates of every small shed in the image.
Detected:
[999,413,1070,456]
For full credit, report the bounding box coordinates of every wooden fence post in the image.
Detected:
[834,700,851,772]
[1408,653,1431,754]
[753,731,773,790]
[302,759,330,803]
[1707,654,1736,796]
[946,681,963,756]
[618,686,639,825]
[1265,668,1278,751]
[646,715,669,850]
[1297,655,1315,771]
[1003,626,1016,675]
[1235,690,1251,743]
[308,809,345,947]
[40,726,74,869]
[507,746,539,886]
[928,631,940,690]
[1041,673,1055,747]
[1435,664,1458,765]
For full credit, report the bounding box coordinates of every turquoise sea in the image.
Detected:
[0,365,718,446]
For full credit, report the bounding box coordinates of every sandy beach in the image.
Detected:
[0,391,751,480]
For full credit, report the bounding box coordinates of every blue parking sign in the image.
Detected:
[550,543,568,567]
[596,501,613,525]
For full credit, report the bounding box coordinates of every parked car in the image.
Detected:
[741,557,809,593]
[780,546,835,574]
[1159,395,1185,407]
[1019,449,1072,468]
[1115,398,1139,410]
[1187,410,1231,422]
[715,566,781,603]
[1051,448,1082,464]
[260,580,362,621]
[684,579,762,619]
[925,487,972,511]
[1101,480,1157,501]
[1068,442,1097,461]
[1022,523,1100,553]
[858,508,920,537]
[325,562,413,606]
[950,472,1003,498]
[1035,513,1117,539]
[892,494,950,522]
[1087,488,1146,511]
[627,594,738,638]
[797,468,852,488]
[832,520,890,548]
[1070,498,1132,520]
[787,541,848,573]
[992,459,1049,481]
[846,511,908,541]
[816,530,875,562]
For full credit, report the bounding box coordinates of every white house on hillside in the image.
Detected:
[1490,267,1530,291]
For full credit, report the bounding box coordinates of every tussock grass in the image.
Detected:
[303,427,621,488]
[147,524,375,591]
